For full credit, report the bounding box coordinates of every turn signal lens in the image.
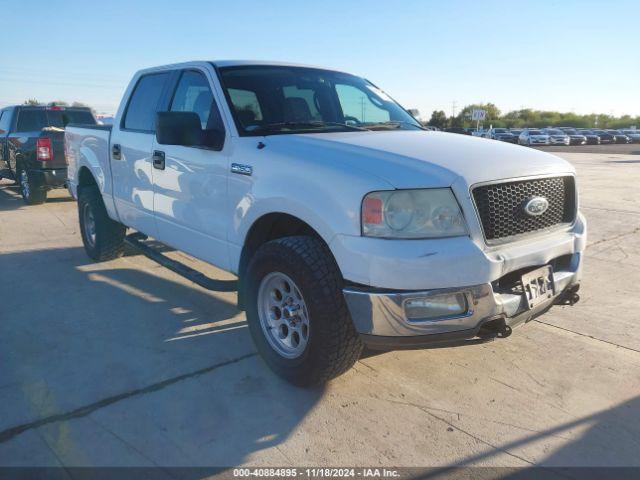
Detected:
[362,196,383,224]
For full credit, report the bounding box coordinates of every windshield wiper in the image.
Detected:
[248,121,369,134]
[364,121,425,131]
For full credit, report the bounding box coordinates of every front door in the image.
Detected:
[110,71,172,237]
[151,69,230,271]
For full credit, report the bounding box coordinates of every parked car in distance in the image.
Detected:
[488,128,517,143]
[509,129,523,138]
[542,128,571,146]
[559,128,587,145]
[0,105,96,204]
[620,130,640,143]
[590,129,616,144]
[606,129,630,144]
[518,128,550,146]
[575,129,601,145]
[65,60,585,386]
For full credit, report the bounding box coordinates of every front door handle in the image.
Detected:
[112,143,122,160]
[152,150,165,170]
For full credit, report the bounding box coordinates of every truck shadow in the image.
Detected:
[0,246,324,469]
[420,395,640,477]
[0,180,74,209]
[0,181,23,211]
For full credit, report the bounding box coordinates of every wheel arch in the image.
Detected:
[77,166,98,194]
[237,212,332,310]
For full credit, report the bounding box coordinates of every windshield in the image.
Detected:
[546,129,564,135]
[218,66,422,135]
[564,129,577,134]
[528,130,543,135]
[494,128,507,133]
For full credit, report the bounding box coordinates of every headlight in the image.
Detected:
[362,188,467,238]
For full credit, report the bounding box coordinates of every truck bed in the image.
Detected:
[65,124,113,204]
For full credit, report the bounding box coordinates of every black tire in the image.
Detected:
[78,185,126,261]
[245,236,363,386]
[17,163,47,205]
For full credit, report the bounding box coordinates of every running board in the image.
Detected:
[124,232,238,292]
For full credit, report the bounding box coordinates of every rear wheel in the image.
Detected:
[245,236,363,386]
[17,164,46,205]
[78,185,126,261]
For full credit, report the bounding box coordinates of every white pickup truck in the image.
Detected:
[65,61,586,385]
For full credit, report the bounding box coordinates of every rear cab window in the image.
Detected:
[46,109,96,127]
[15,108,96,132]
[16,109,48,132]
[123,72,171,131]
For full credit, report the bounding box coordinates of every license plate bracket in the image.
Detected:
[521,265,555,310]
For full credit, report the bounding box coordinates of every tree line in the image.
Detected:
[426,103,639,130]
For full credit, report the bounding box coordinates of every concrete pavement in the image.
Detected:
[0,152,639,470]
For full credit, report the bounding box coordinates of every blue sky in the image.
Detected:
[1,0,638,117]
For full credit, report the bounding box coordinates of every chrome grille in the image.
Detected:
[472,176,576,242]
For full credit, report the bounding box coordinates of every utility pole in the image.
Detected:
[451,101,457,119]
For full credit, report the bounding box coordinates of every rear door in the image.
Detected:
[150,68,231,270]
[110,71,172,238]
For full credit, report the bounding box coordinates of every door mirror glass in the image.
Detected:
[155,111,224,150]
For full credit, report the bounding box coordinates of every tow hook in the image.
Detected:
[478,317,512,340]
[556,285,581,306]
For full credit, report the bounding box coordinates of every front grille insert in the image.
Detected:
[472,176,576,243]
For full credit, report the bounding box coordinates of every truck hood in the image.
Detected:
[267,130,574,189]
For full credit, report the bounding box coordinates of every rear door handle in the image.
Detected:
[152,150,165,170]
[112,143,122,160]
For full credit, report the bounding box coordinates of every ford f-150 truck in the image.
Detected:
[0,105,96,204]
[65,61,585,385]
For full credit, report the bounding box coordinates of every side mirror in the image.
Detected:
[155,111,224,150]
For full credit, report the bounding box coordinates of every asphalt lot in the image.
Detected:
[1,151,639,472]
[537,143,640,155]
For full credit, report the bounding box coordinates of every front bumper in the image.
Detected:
[344,256,580,347]
[29,168,68,188]
[335,212,586,345]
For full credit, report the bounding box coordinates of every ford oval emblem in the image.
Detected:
[524,197,549,216]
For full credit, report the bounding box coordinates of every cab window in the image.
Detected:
[170,70,222,130]
[123,72,171,132]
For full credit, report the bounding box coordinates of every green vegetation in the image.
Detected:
[428,103,639,129]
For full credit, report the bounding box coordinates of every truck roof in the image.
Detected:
[136,60,348,75]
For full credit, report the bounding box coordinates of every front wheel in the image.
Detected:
[245,236,363,386]
[78,185,126,261]
[17,164,46,205]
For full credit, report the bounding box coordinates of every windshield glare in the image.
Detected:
[218,66,422,135]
